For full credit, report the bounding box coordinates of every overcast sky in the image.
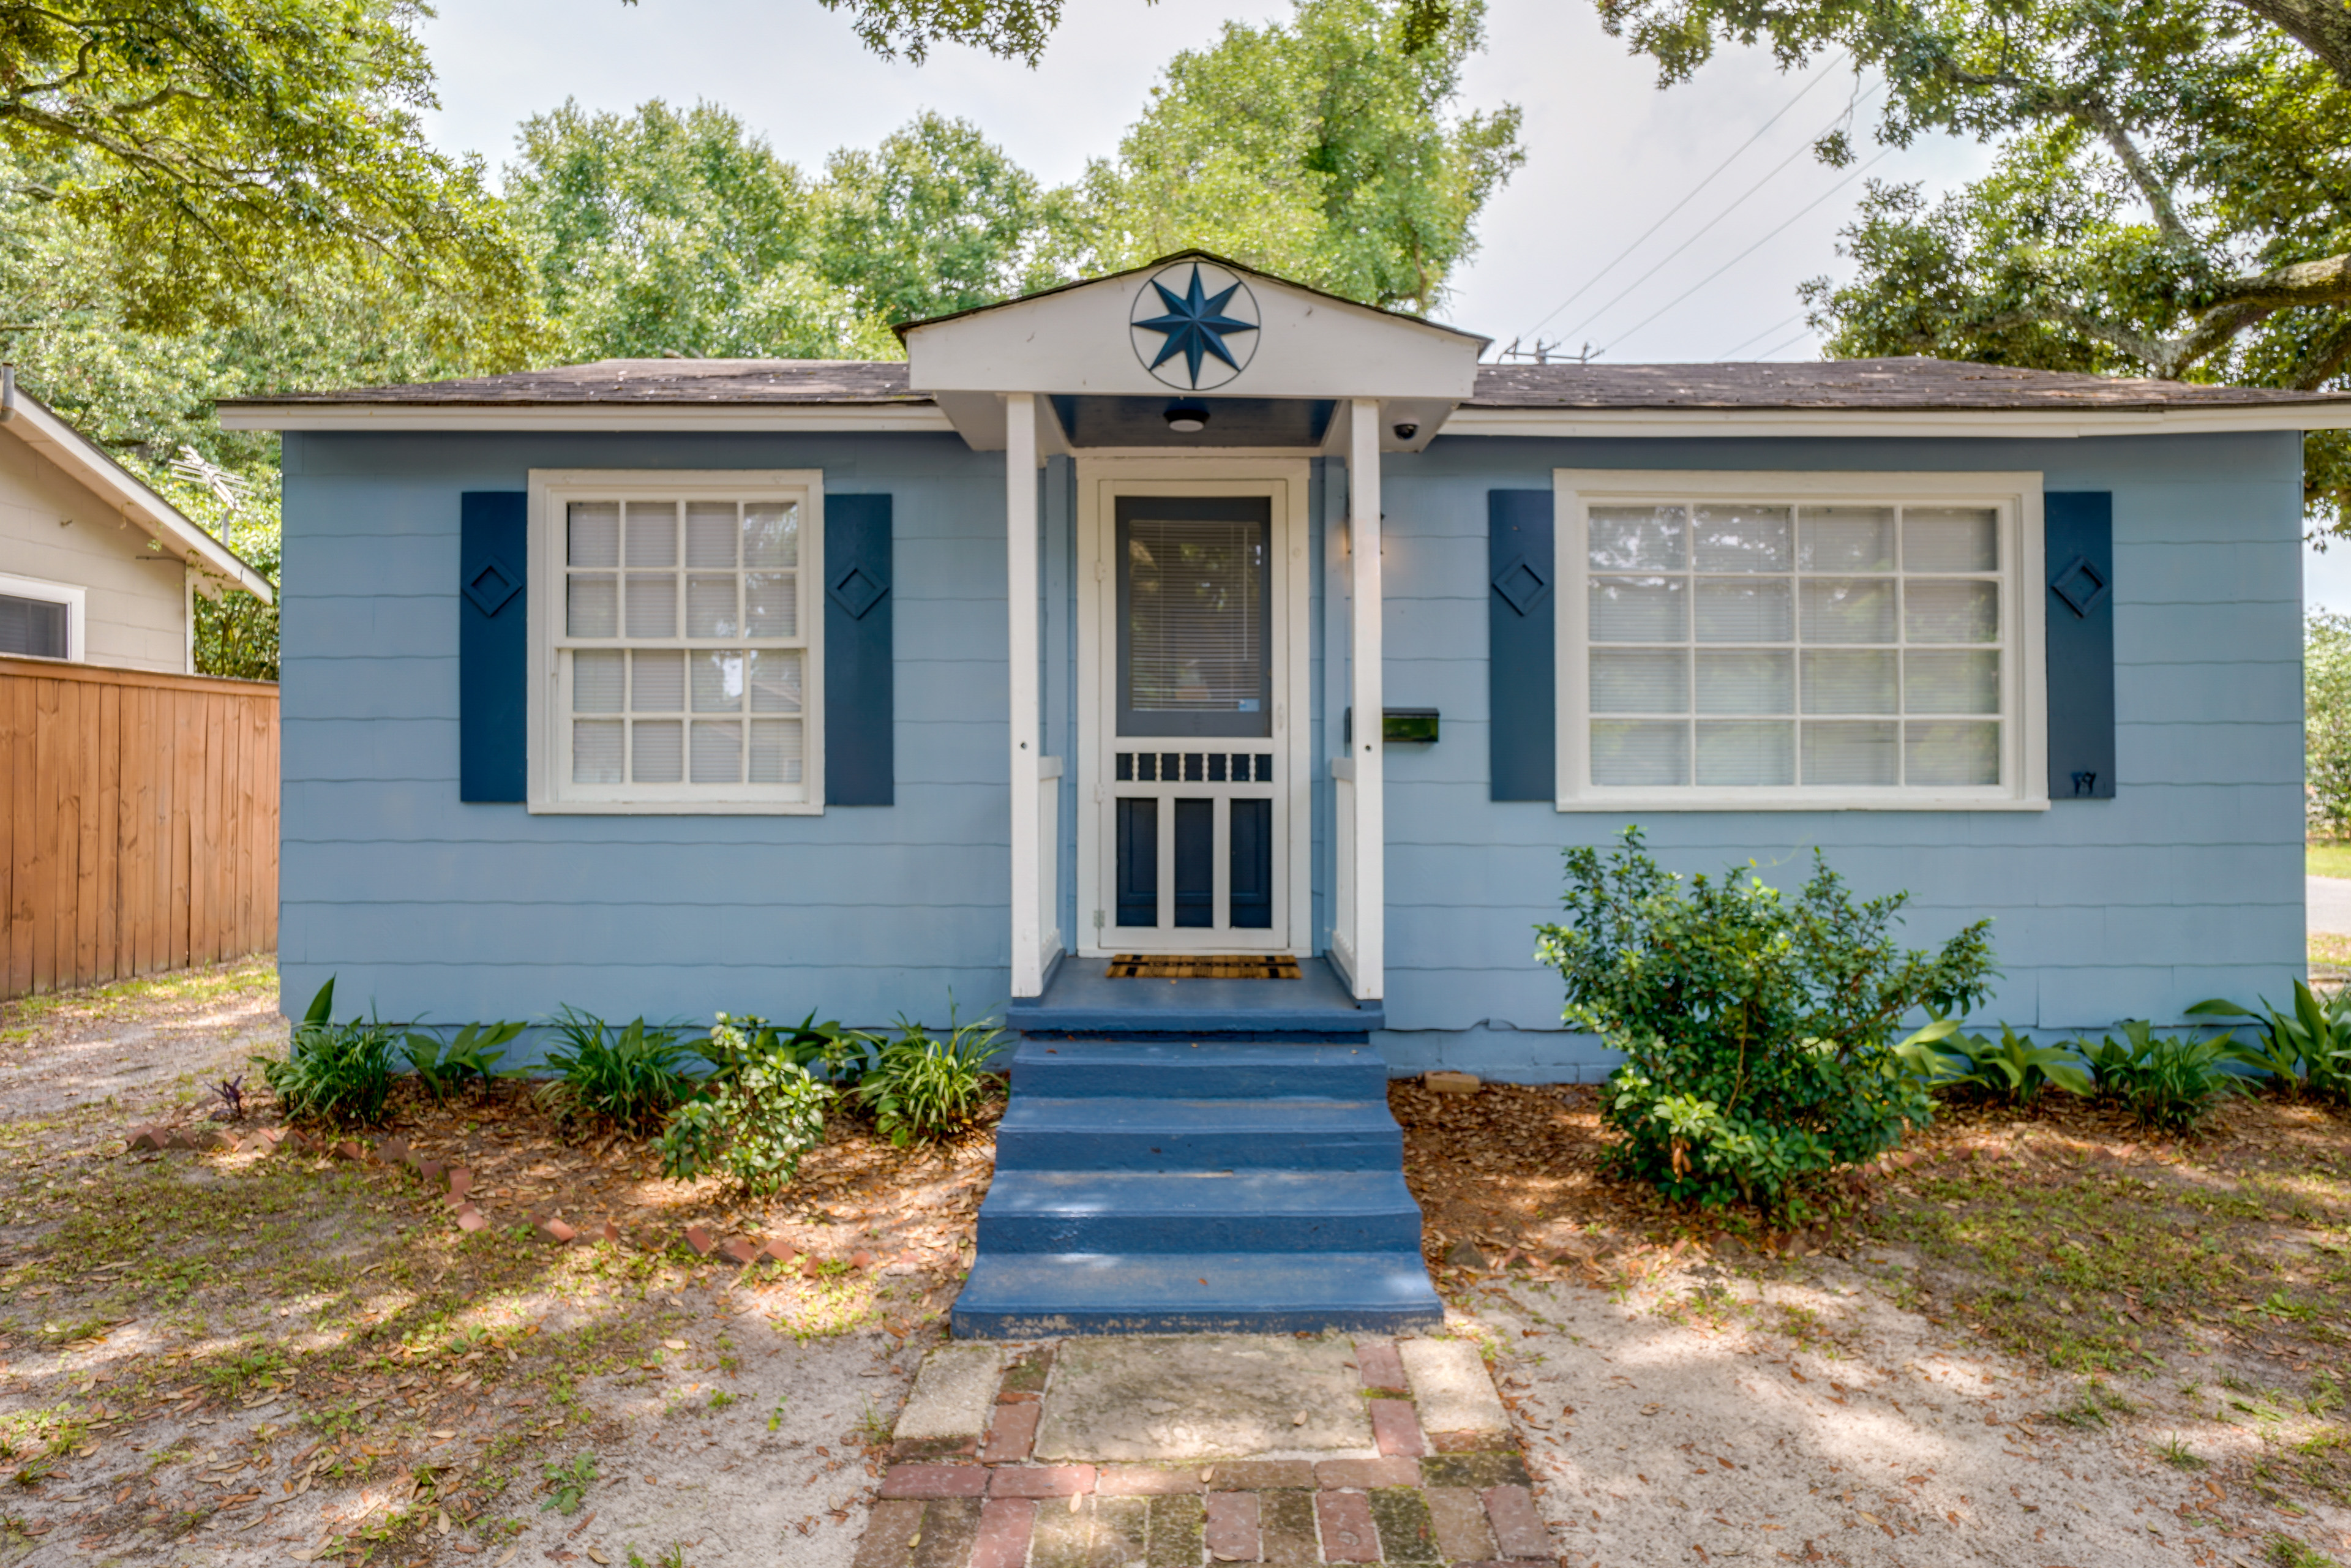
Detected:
[413,0,2339,607]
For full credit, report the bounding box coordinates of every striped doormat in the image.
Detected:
[1105,954,1303,980]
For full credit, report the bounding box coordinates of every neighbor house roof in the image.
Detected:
[216,354,2351,438]
[6,373,274,601]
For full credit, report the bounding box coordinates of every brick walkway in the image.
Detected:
[855,1341,1553,1567]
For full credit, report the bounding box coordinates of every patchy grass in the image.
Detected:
[0,955,276,1048]
[2308,840,2351,880]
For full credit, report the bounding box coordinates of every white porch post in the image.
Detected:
[1006,393,1045,998]
[1347,397,1384,1002]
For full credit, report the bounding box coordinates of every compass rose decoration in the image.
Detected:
[1129,260,1261,391]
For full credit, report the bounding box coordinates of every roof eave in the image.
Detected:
[3,382,274,602]
[216,401,956,434]
[1442,402,2351,437]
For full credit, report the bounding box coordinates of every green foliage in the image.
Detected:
[539,1452,596,1515]
[800,0,1062,65]
[655,1014,834,1196]
[257,977,400,1128]
[1536,828,1998,1215]
[538,1010,699,1136]
[400,1021,525,1105]
[504,99,896,361]
[1932,1022,2095,1104]
[2310,615,2351,830]
[1593,0,2351,525]
[2077,1019,2247,1133]
[0,0,541,350]
[855,1009,1008,1146]
[2191,981,2351,1101]
[1071,0,1523,314]
[692,1010,879,1086]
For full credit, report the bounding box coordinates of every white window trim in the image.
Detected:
[527,469,827,816]
[0,570,86,663]
[1553,469,2049,812]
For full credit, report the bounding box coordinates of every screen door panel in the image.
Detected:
[1103,493,1286,947]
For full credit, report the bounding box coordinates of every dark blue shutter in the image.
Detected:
[1488,490,1556,801]
[459,492,528,803]
[825,494,894,805]
[2044,491,2115,800]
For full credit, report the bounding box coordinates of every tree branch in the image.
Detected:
[2211,0,2351,84]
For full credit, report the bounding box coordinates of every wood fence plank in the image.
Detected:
[125,686,152,977]
[33,677,64,994]
[94,683,121,981]
[10,678,34,997]
[259,694,279,955]
[75,679,102,986]
[0,677,16,996]
[171,692,197,970]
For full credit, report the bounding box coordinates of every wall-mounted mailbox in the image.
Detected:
[1344,707,1442,744]
[1382,708,1439,744]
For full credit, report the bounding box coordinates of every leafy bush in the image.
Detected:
[2192,982,2351,1103]
[1535,828,1997,1217]
[856,1008,1008,1146]
[1929,1023,2093,1105]
[697,1010,878,1086]
[401,1021,525,1103]
[2074,1021,2246,1133]
[538,1008,699,1135]
[656,1014,834,1195]
[258,977,400,1127]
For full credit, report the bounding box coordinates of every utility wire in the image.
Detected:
[1596,146,1895,357]
[1556,78,1883,350]
[1715,310,1807,360]
[1752,326,1820,360]
[1520,53,1853,342]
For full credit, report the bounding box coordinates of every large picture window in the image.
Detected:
[531,472,822,813]
[1556,471,2045,809]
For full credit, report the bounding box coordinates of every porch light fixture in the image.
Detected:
[1163,400,1210,433]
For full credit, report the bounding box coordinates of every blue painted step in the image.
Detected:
[1010,1038,1389,1099]
[951,1251,1442,1338]
[994,1096,1401,1172]
[978,1169,1423,1254]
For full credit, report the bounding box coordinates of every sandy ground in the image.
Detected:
[0,977,282,1123]
[1463,1261,2349,1567]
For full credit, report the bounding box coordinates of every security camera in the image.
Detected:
[1392,422,1419,441]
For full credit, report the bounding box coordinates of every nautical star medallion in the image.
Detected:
[1128,261,1261,391]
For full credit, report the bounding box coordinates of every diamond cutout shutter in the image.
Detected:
[824,493,894,805]
[2043,491,2115,800]
[1488,490,1556,800]
[460,492,528,803]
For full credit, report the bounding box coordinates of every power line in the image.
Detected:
[1554,78,1883,350]
[1715,310,1807,360]
[1518,53,1852,343]
[1596,146,1895,357]
[1752,326,1819,360]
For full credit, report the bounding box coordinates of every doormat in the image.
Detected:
[1106,954,1302,980]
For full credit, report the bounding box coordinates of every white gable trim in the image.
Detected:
[4,375,274,601]
[902,253,1485,402]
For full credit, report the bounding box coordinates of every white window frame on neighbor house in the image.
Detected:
[1554,470,2048,812]
[0,571,85,663]
[527,470,826,814]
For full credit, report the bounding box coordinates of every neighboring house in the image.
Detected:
[0,370,274,667]
[220,253,2351,1078]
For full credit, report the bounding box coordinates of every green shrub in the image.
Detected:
[2192,982,2351,1103]
[656,1014,834,1195]
[257,977,401,1127]
[538,1008,699,1135]
[1535,828,1997,1217]
[2309,613,2351,833]
[401,1021,525,1103]
[2074,1021,2246,1133]
[1930,1022,2093,1105]
[697,1010,878,1086]
[856,1008,1008,1146]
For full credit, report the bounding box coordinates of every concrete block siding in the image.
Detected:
[281,427,2306,1081]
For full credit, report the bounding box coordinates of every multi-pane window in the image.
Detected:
[539,476,820,810]
[1564,481,2034,803]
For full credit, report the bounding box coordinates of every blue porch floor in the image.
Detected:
[1005,952,1384,1039]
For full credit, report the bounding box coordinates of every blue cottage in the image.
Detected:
[223,252,2351,1334]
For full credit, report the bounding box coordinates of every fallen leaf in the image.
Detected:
[662,1340,688,1352]
[587,1551,611,1564]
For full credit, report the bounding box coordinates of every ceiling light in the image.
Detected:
[1163,401,1209,433]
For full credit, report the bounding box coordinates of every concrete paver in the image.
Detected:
[1397,1338,1509,1435]
[896,1343,1003,1441]
[1034,1334,1374,1461]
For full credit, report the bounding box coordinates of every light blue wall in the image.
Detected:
[1373,431,2308,1079]
[281,426,2307,1081]
[280,430,1016,1032]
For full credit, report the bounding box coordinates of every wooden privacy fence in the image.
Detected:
[1,656,277,1000]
